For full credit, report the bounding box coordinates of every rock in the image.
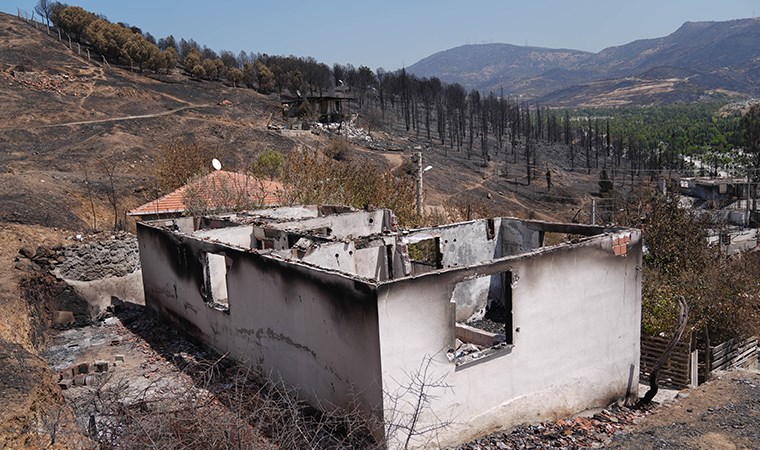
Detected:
[52,310,75,328]
[14,259,39,272]
[35,246,51,259]
[18,246,35,259]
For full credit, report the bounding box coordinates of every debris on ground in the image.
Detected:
[453,405,650,449]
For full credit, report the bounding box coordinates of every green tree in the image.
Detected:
[122,34,157,71]
[52,5,98,40]
[182,48,202,72]
[227,67,243,87]
[191,64,206,79]
[252,150,285,180]
[162,47,177,73]
[255,61,275,93]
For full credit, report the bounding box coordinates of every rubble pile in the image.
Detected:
[4,67,83,96]
[454,405,647,449]
[311,117,402,151]
[14,244,64,273]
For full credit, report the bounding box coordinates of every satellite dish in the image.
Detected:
[212,158,222,170]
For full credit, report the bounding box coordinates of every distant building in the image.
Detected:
[137,206,643,448]
[281,87,356,123]
[679,176,758,253]
[128,171,283,223]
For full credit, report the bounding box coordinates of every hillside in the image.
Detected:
[0,12,306,229]
[408,18,760,106]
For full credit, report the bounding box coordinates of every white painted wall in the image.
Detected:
[376,232,642,448]
[137,224,385,432]
[139,218,641,449]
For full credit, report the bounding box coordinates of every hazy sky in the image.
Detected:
[8,1,758,70]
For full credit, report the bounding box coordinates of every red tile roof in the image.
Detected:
[129,171,283,216]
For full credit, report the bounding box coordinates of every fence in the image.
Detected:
[708,336,759,373]
[15,8,108,67]
[640,332,759,390]
[640,333,693,389]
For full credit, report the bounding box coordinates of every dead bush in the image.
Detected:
[279,147,417,226]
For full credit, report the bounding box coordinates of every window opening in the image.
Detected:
[449,271,513,366]
[203,252,230,311]
[407,237,442,275]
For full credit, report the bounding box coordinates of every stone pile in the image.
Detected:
[14,244,65,272]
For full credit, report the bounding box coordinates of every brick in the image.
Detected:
[613,245,623,256]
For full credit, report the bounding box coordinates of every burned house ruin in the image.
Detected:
[136,206,642,447]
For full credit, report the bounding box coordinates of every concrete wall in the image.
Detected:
[376,231,642,448]
[404,219,541,321]
[137,223,385,425]
[193,225,254,249]
[266,209,387,239]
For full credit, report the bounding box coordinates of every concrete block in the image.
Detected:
[77,362,90,374]
[58,378,73,390]
[114,354,125,362]
[456,323,500,347]
[73,374,86,386]
[85,374,99,386]
[95,360,109,372]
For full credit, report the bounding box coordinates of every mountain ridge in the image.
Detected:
[408,18,760,106]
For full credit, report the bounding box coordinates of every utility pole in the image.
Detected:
[746,168,752,228]
[591,198,596,225]
[416,152,423,217]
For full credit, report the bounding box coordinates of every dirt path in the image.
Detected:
[0,104,213,131]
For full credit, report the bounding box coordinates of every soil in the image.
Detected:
[608,370,760,450]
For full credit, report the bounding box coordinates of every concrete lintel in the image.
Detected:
[520,220,607,235]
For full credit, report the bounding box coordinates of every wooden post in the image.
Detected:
[87,49,90,61]
[704,326,711,377]
[68,35,72,49]
[58,29,61,41]
[78,43,81,56]
[689,349,698,388]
